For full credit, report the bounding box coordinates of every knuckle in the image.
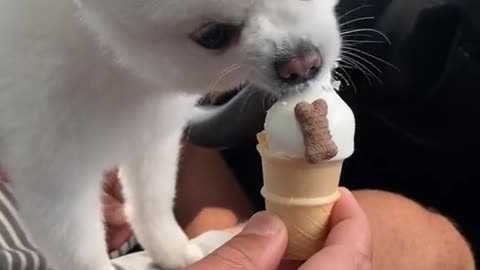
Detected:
[353,250,373,270]
[209,242,258,270]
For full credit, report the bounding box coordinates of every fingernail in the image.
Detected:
[241,211,282,236]
[338,187,362,210]
[339,187,353,197]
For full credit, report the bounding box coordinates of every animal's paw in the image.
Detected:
[190,230,234,255]
[101,265,117,270]
[149,231,233,269]
[183,242,205,266]
[151,242,204,270]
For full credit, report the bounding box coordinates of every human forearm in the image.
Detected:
[353,189,475,270]
[174,143,254,237]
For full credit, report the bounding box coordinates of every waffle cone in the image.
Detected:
[256,131,342,260]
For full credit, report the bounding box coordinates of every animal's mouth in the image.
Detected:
[188,83,275,149]
[197,79,311,108]
[198,82,249,106]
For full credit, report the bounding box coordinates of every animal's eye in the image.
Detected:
[191,23,239,50]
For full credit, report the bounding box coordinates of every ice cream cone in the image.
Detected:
[256,131,342,260]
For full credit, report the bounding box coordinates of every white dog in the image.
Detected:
[0,0,342,269]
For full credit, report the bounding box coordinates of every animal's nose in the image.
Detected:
[275,51,322,85]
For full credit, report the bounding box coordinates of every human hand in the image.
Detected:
[185,187,371,270]
[183,211,287,270]
[102,170,133,252]
[278,187,372,270]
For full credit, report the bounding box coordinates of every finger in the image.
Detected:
[299,245,371,270]
[185,211,288,270]
[326,187,372,258]
[298,187,372,270]
[103,193,128,227]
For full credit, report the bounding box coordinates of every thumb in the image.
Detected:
[185,211,288,270]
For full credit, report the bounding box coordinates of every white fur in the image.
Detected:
[0,0,341,269]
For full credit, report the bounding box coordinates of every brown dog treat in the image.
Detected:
[294,99,338,163]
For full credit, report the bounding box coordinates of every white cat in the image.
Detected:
[0,0,342,269]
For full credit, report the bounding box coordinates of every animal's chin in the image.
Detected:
[250,80,312,100]
[244,73,312,97]
[199,75,315,106]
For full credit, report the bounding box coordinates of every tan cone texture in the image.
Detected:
[256,132,342,260]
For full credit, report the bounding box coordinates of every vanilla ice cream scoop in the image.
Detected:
[264,73,355,161]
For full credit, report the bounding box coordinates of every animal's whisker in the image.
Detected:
[339,62,357,70]
[342,40,387,45]
[341,33,376,41]
[341,49,382,74]
[209,64,243,93]
[342,46,399,71]
[341,28,391,45]
[217,64,241,79]
[340,56,374,85]
[343,55,379,80]
[340,57,368,78]
[336,67,357,93]
[339,16,375,28]
[342,55,383,85]
[333,69,348,86]
[338,4,373,21]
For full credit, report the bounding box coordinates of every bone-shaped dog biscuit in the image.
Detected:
[294,99,338,163]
